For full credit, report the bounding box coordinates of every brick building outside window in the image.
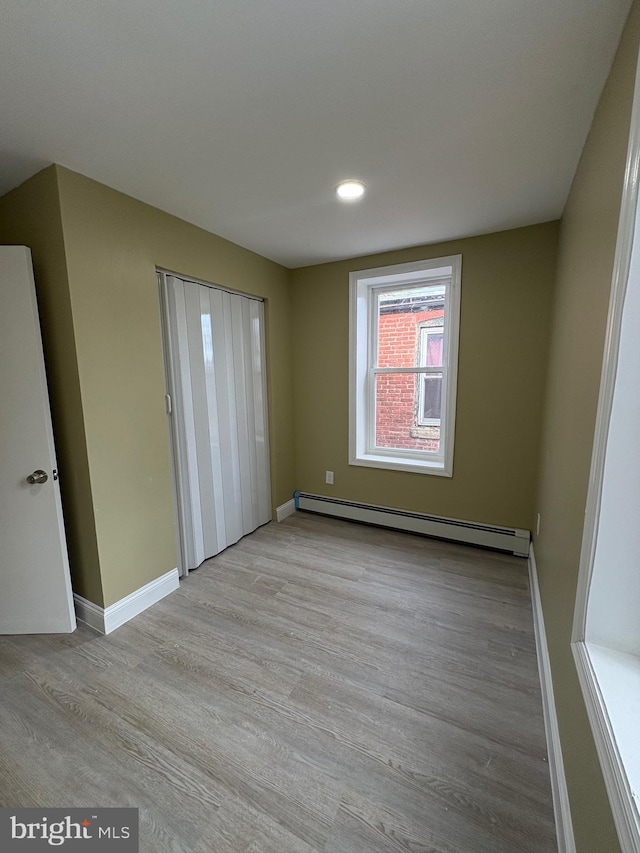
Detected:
[376,289,444,452]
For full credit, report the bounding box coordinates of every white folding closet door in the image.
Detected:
[165,275,271,573]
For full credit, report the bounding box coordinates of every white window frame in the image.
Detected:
[349,255,461,476]
[570,46,640,853]
[417,323,445,427]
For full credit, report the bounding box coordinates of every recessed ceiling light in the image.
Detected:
[336,179,366,202]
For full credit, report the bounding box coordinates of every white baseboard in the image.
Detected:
[73,595,105,633]
[276,498,296,522]
[74,567,180,635]
[294,492,530,555]
[529,545,576,853]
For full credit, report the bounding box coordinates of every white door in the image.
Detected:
[0,246,76,634]
[160,273,271,575]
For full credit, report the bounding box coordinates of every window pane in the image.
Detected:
[377,285,446,368]
[375,373,441,453]
[422,330,443,367]
[421,374,442,422]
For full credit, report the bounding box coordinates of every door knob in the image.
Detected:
[27,469,48,485]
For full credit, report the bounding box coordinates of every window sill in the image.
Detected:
[349,452,452,477]
[589,643,640,808]
[409,426,440,439]
[574,640,640,850]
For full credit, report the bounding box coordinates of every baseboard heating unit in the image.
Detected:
[294,492,530,557]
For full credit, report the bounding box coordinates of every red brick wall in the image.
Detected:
[376,308,443,451]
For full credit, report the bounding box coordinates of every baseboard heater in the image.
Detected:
[294,492,530,557]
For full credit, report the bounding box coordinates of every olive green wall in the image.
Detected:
[53,167,295,607]
[534,3,640,851]
[291,222,558,530]
[0,167,103,605]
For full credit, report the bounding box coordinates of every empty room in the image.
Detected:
[1,2,639,852]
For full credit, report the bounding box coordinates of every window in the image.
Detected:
[417,324,444,426]
[349,255,461,476]
[571,49,640,851]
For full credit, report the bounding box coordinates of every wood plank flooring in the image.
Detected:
[0,512,556,852]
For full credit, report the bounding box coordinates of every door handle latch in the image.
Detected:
[27,469,48,485]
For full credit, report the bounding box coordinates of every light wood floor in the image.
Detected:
[0,513,556,852]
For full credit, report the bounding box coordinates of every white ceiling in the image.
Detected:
[0,0,632,268]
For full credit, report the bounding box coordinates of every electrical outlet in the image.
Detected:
[536,513,541,536]
[325,470,334,485]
